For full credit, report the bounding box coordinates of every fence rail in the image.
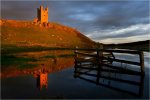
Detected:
[74,47,145,96]
[74,47,145,76]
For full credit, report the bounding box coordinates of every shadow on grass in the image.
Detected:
[17,63,38,70]
[1,45,74,54]
[1,54,38,70]
[42,54,74,59]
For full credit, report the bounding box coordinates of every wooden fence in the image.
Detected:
[74,47,145,96]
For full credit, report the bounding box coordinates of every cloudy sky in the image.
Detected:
[1,0,150,44]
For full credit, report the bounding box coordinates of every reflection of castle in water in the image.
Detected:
[37,72,48,90]
[33,65,48,90]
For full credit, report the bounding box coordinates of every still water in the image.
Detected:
[1,51,149,99]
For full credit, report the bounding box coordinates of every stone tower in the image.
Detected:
[37,5,48,23]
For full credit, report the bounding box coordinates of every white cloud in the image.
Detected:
[69,13,97,21]
[98,34,150,44]
[86,23,150,44]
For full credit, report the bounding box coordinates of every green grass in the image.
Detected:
[43,55,57,58]
[58,54,74,57]
[1,20,96,50]
[1,54,38,67]
[42,54,74,58]
[17,63,38,70]
[1,45,76,54]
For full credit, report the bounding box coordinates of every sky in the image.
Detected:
[1,0,150,44]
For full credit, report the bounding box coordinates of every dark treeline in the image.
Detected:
[103,40,149,52]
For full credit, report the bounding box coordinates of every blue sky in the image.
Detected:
[1,0,150,44]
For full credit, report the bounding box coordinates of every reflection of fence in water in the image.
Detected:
[74,48,145,97]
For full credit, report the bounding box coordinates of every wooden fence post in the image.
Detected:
[139,74,144,97]
[139,52,145,75]
[96,48,103,84]
[74,46,78,78]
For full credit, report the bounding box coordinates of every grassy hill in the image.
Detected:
[1,19,96,52]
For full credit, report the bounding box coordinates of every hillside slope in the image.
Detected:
[1,20,96,49]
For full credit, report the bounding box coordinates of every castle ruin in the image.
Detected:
[34,5,48,24]
[34,65,48,90]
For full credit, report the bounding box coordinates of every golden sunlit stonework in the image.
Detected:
[35,67,48,90]
[38,73,48,90]
[34,5,48,24]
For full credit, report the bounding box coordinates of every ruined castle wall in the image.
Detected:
[37,8,41,21]
[42,8,48,23]
[37,6,48,24]
[40,6,48,23]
